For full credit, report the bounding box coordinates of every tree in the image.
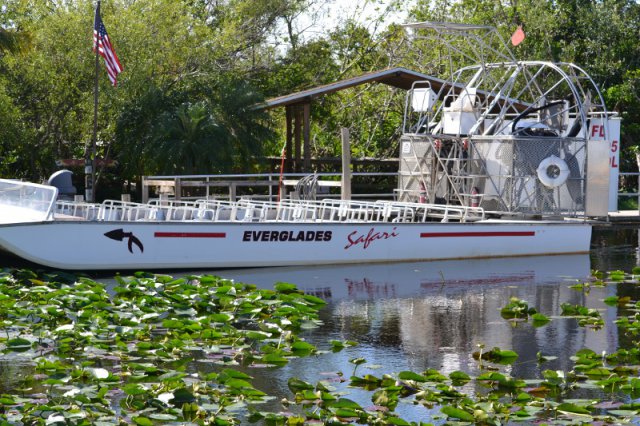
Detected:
[0,0,282,189]
[0,1,95,180]
[1,0,639,195]
[0,28,25,54]
[144,80,273,176]
[150,102,228,175]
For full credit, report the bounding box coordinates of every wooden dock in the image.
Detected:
[607,211,640,224]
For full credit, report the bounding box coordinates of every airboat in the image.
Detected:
[0,22,620,270]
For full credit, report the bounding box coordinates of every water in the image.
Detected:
[210,226,640,420]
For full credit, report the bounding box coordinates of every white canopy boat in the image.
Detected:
[0,181,591,270]
[0,22,620,271]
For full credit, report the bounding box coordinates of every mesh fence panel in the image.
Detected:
[399,135,587,215]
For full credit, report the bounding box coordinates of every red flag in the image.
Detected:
[511,25,525,46]
[93,2,123,86]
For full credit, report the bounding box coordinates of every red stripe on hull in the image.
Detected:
[420,231,535,238]
[155,232,226,238]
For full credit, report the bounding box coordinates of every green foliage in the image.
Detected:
[142,91,270,176]
[1,0,640,196]
[0,0,278,188]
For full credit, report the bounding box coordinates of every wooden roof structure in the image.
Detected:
[260,67,439,172]
[262,67,442,109]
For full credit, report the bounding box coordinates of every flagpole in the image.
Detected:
[89,0,122,202]
[88,0,100,203]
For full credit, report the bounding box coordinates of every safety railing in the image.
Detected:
[140,172,398,203]
[619,172,640,201]
[54,197,485,224]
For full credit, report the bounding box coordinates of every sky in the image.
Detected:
[293,0,416,42]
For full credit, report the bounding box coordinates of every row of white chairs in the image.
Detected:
[55,197,485,224]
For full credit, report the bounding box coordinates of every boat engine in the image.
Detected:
[48,169,77,201]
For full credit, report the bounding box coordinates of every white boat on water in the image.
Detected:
[0,22,620,271]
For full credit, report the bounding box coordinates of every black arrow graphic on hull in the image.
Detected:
[104,229,144,253]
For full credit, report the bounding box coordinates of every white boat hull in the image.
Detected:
[0,220,591,270]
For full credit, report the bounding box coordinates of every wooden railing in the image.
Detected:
[141,172,398,203]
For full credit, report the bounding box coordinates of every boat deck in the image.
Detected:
[54,198,486,224]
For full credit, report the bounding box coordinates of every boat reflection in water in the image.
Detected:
[218,254,591,301]
[215,254,620,417]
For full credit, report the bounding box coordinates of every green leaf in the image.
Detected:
[132,417,154,426]
[6,337,31,349]
[288,377,314,392]
[584,367,613,377]
[220,369,252,380]
[0,396,15,404]
[245,330,270,340]
[274,282,299,293]
[223,378,253,389]
[557,402,592,415]
[496,349,518,361]
[603,296,620,306]
[161,319,184,329]
[331,398,362,410]
[449,371,470,381]
[532,313,551,325]
[209,313,232,323]
[291,341,316,352]
[477,372,506,382]
[441,405,474,421]
[349,357,366,365]
[262,353,288,365]
[333,408,359,418]
[148,414,177,421]
[171,388,196,405]
[122,384,147,396]
[398,371,427,382]
[350,374,381,386]
[384,418,411,426]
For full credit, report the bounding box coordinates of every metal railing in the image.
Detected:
[619,172,640,205]
[141,172,398,203]
[141,171,640,211]
[55,197,485,224]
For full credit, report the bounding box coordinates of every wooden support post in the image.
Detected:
[636,153,640,211]
[175,178,182,201]
[230,182,237,202]
[303,103,311,172]
[285,106,293,173]
[294,105,302,173]
[142,177,149,203]
[341,127,352,200]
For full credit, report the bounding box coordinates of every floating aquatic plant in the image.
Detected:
[499,296,555,328]
[500,296,537,320]
[0,269,326,424]
[4,266,640,424]
[561,302,605,328]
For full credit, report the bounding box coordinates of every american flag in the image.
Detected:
[93,2,123,86]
